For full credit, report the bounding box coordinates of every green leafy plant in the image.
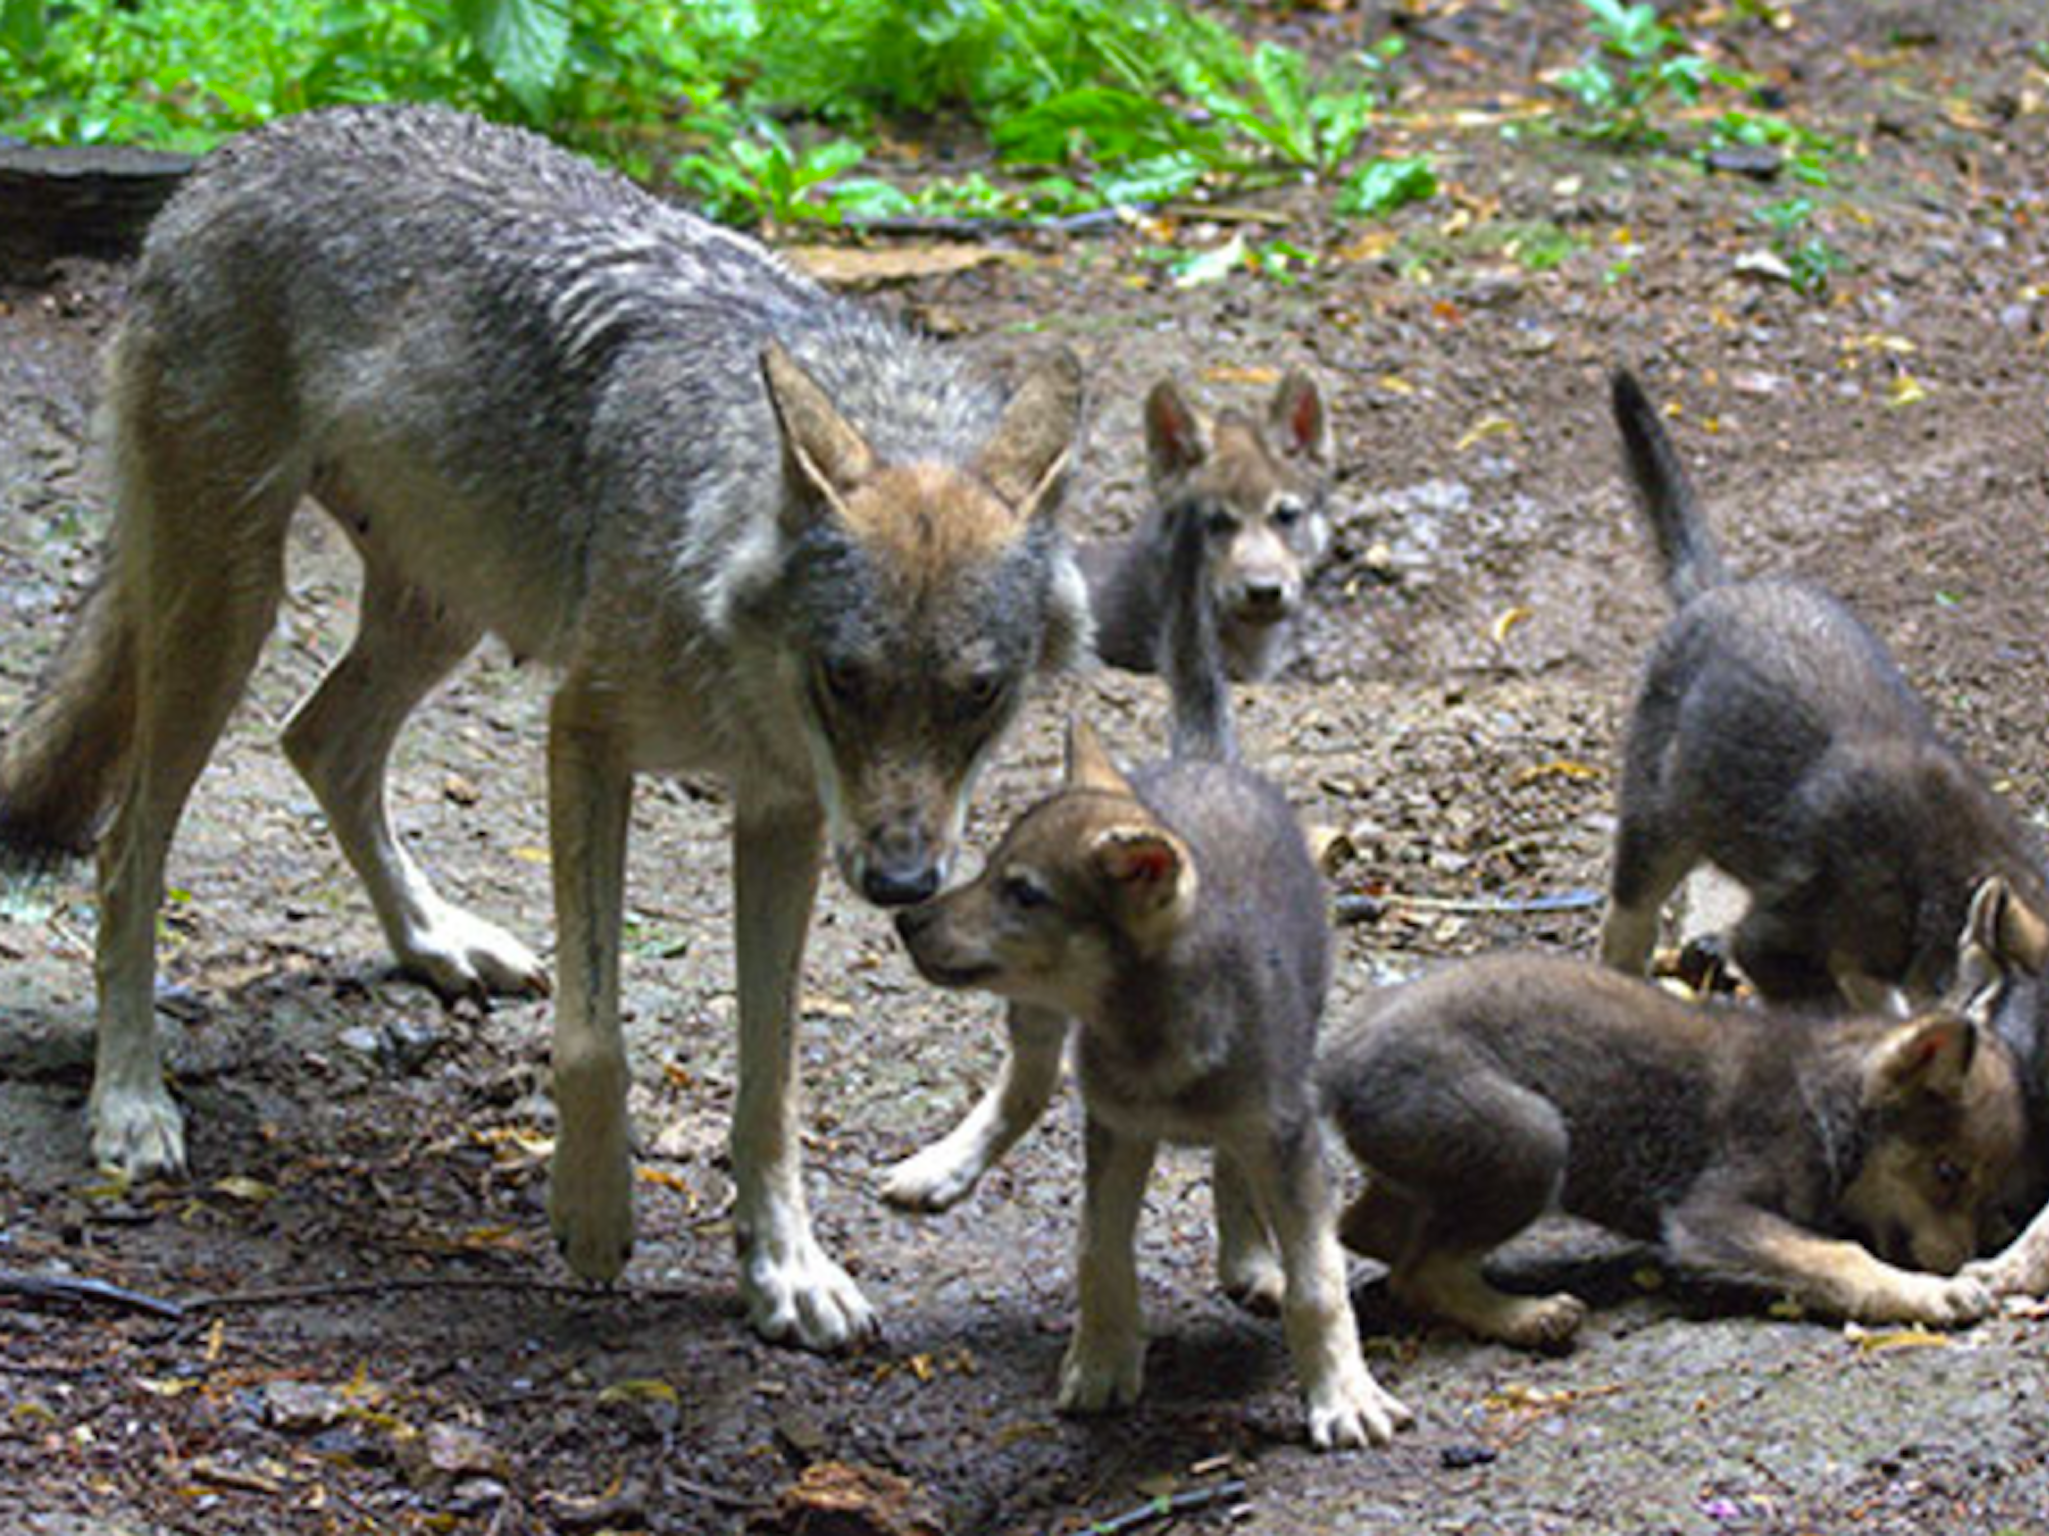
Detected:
[1335,155,1437,218]
[1557,0,1742,146]
[1753,195,1843,296]
[673,117,872,227]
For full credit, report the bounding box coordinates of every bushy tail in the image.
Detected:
[1159,503,1237,765]
[0,568,136,872]
[1612,368,1728,606]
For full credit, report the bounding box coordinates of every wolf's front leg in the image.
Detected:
[732,803,878,1350]
[880,1002,1067,1212]
[545,694,636,1281]
[1967,1206,2049,1300]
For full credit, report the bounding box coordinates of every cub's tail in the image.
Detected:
[1612,367,1729,606]
[1160,499,1237,765]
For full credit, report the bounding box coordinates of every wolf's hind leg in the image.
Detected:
[283,554,546,1003]
[91,399,295,1178]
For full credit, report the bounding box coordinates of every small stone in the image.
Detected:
[260,1381,346,1434]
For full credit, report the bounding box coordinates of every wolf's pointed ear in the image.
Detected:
[1866,1014,1979,1106]
[1087,823,1197,947]
[762,340,877,525]
[1144,378,1209,486]
[1267,370,1332,467]
[1064,717,1133,796]
[976,348,1083,523]
[1979,876,2049,975]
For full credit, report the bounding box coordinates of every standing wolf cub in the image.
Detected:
[1082,371,1334,682]
[896,505,1408,1450]
[1600,368,2049,1009]
[0,105,1091,1350]
[1320,942,2025,1349]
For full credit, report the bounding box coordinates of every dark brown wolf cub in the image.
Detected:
[1319,948,2026,1349]
[1082,372,1333,682]
[1600,368,2049,1009]
[894,504,1408,1450]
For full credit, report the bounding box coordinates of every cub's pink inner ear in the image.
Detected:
[1271,372,1330,463]
[1098,832,1180,890]
[1144,380,1208,481]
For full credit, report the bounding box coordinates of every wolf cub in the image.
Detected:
[895,504,1408,1450]
[1082,371,1334,682]
[1600,368,2049,1010]
[1319,942,2026,1349]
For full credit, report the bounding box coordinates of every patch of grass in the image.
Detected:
[1335,156,1438,219]
[1556,0,1745,147]
[1753,194,1844,295]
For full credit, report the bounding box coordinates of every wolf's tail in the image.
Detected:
[1612,368,1728,606]
[0,567,137,872]
[1160,502,1237,765]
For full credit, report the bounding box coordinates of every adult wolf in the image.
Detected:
[0,105,1089,1350]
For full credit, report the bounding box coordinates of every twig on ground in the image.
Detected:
[182,1274,707,1313]
[1333,887,1603,924]
[0,1268,187,1320]
[1080,1479,1250,1536]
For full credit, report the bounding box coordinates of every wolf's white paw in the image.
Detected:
[740,1224,878,1351]
[879,1136,987,1213]
[1865,1271,1992,1329]
[89,1081,187,1181]
[1305,1370,1411,1451]
[398,900,550,1004]
[549,1120,634,1282]
[1057,1332,1145,1414]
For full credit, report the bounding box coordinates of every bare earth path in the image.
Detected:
[5,5,2049,1532]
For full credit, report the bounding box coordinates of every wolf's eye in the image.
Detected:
[1203,504,1238,538]
[1001,872,1050,911]
[1271,500,1304,530]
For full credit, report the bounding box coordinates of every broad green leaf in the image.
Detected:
[1335,156,1437,218]
[1,0,46,55]
[452,0,569,118]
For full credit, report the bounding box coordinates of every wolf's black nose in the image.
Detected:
[865,863,942,907]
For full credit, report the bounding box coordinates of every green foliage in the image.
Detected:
[1334,156,1437,218]
[1753,195,1843,296]
[1557,0,1743,146]
[672,118,869,227]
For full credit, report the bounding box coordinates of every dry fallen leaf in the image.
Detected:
[1456,415,1516,452]
[782,243,1003,289]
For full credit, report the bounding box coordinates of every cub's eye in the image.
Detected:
[1933,1158,1968,1195]
[962,670,1006,717]
[818,657,865,706]
[1000,872,1050,911]
[1271,500,1304,530]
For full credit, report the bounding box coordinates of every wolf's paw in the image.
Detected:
[1860,1271,1992,1329]
[1057,1332,1145,1415]
[1305,1368,1412,1452]
[1218,1243,1286,1316]
[89,1082,187,1182]
[399,901,550,1005]
[1493,1292,1588,1352]
[549,1124,635,1282]
[878,1136,987,1214]
[1964,1250,2049,1301]
[740,1225,878,1351]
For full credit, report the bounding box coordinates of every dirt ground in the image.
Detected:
[7,3,2049,1533]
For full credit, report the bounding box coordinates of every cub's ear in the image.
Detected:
[1087,823,1196,950]
[1063,717,1134,797]
[1144,377,1210,486]
[1865,1014,1978,1107]
[762,340,876,526]
[1268,370,1333,467]
[976,347,1084,524]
